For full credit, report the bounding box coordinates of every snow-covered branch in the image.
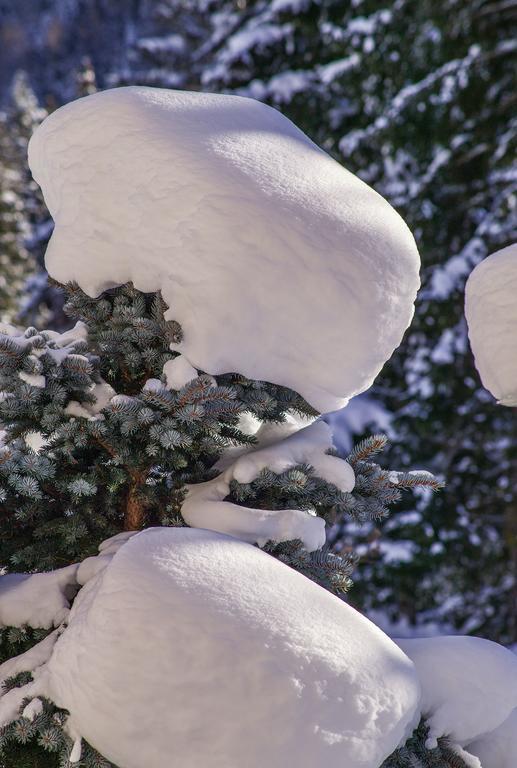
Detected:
[182,421,354,552]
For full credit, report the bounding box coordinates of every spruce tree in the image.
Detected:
[54,0,509,641]
[0,279,457,768]
[2,0,514,640]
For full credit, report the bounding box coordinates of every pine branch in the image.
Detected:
[347,434,388,467]
[391,471,445,491]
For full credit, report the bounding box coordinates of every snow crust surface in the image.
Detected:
[465,243,517,406]
[44,527,420,768]
[28,86,420,412]
[397,636,517,747]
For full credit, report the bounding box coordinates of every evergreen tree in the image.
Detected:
[0,4,512,764]
[0,72,66,330]
[112,0,214,90]
[0,280,452,767]
[10,73,67,332]
[0,80,36,324]
[0,1,141,106]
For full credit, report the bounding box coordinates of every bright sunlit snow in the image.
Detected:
[41,527,420,768]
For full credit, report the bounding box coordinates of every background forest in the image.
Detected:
[0,0,516,644]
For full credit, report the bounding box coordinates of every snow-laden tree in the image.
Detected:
[0,281,478,768]
[1,0,515,640]
[0,86,495,768]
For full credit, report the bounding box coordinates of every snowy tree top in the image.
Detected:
[28,86,420,412]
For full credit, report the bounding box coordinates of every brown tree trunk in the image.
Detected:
[124,471,147,531]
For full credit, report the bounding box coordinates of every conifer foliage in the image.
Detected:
[0,72,62,330]
[383,721,478,768]
[0,77,38,324]
[0,281,432,584]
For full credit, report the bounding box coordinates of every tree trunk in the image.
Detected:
[124,472,146,530]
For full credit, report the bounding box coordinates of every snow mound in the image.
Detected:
[397,636,517,747]
[0,565,78,630]
[465,243,517,406]
[44,527,420,768]
[468,708,517,768]
[28,86,420,412]
[182,420,353,551]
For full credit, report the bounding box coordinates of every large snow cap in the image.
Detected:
[465,243,517,406]
[45,528,420,768]
[28,86,420,412]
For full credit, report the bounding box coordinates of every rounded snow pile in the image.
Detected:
[397,636,517,747]
[28,86,420,412]
[465,243,517,406]
[45,528,419,768]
